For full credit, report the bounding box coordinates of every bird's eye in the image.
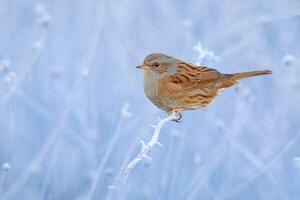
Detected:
[153,63,160,67]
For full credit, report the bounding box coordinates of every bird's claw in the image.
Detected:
[172,118,182,123]
[172,111,182,123]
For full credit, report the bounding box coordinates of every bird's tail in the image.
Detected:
[220,69,272,88]
[231,69,272,80]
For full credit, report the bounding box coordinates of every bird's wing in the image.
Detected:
[179,61,224,82]
[158,61,224,92]
[157,62,227,108]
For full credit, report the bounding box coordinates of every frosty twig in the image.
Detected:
[121,113,176,181]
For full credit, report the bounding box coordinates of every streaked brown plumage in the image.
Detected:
[137,53,272,122]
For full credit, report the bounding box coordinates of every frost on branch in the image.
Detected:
[3,72,17,85]
[34,4,51,26]
[121,102,133,118]
[2,163,11,171]
[282,54,296,67]
[294,156,300,168]
[0,59,11,73]
[120,113,176,181]
[193,41,219,65]
[0,163,11,196]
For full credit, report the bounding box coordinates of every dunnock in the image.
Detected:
[137,53,272,122]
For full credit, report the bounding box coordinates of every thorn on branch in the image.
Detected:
[156,141,163,147]
[150,124,157,129]
[140,140,146,149]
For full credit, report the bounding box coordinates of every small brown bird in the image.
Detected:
[137,53,272,122]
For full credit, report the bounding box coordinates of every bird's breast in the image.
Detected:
[143,74,168,111]
[144,76,158,100]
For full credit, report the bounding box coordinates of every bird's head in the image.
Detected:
[137,53,177,78]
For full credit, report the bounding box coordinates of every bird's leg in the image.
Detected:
[169,109,182,123]
[174,111,182,123]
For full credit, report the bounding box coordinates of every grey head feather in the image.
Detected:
[144,53,173,63]
[144,53,178,79]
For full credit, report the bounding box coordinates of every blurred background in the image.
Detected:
[0,0,300,199]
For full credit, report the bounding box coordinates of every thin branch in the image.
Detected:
[120,113,176,182]
[0,163,11,197]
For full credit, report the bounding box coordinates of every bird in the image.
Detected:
[136,53,272,122]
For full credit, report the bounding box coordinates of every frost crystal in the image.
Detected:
[0,59,11,73]
[121,102,132,118]
[282,54,296,66]
[34,4,51,26]
[193,42,219,65]
[2,163,11,171]
[294,157,300,168]
[3,72,17,85]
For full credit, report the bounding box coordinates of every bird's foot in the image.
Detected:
[171,110,182,123]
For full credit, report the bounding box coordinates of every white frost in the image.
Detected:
[193,42,219,65]
[120,113,176,181]
[121,102,133,118]
[2,163,11,171]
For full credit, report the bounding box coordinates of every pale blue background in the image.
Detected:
[0,0,300,199]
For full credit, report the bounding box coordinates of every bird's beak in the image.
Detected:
[136,64,149,70]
